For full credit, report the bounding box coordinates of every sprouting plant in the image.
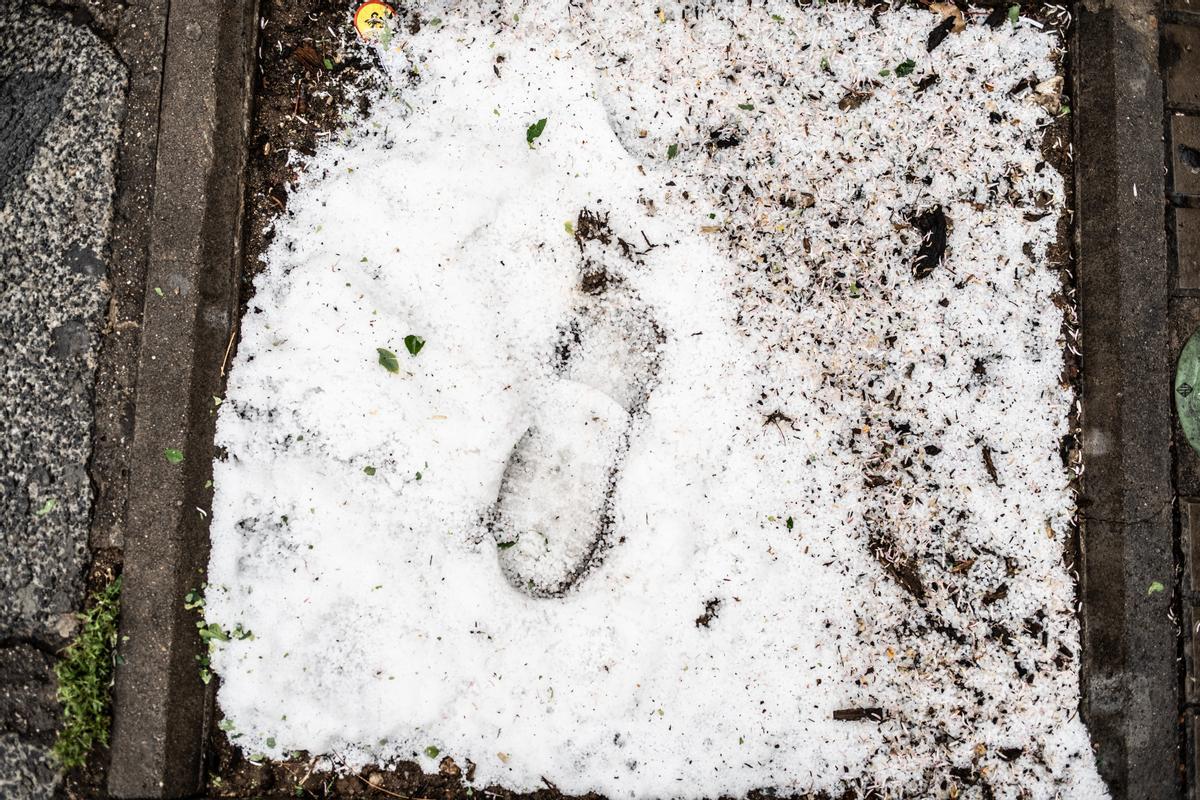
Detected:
[186,587,252,685]
[53,576,123,769]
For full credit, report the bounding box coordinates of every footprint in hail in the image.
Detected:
[489,209,664,597]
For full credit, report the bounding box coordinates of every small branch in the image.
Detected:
[355,774,412,799]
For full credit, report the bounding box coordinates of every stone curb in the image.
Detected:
[106,2,260,797]
[1073,2,1179,799]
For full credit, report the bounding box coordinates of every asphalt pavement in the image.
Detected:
[0,2,125,796]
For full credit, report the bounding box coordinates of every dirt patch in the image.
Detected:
[207,745,859,800]
[239,0,387,295]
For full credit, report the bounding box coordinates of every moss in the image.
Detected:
[53,576,122,769]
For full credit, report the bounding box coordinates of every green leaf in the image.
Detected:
[785,516,794,530]
[322,57,333,70]
[34,498,56,517]
[526,117,548,146]
[267,737,277,748]
[1148,580,1165,595]
[819,57,831,73]
[363,466,376,476]
[737,102,755,111]
[164,448,184,465]
[895,59,916,77]
[154,286,164,297]
[429,17,442,26]
[377,347,400,373]
[424,745,440,758]
[497,540,518,550]
[667,143,679,160]
[771,14,783,22]
[51,576,122,768]
[878,68,891,77]
[415,471,422,480]
[200,622,228,642]
[218,719,236,732]
[404,335,426,356]
[1007,4,1019,23]
[564,220,575,236]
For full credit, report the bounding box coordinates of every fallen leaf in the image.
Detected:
[290,43,324,71]
[1032,76,1064,112]
[377,347,400,373]
[838,90,873,111]
[910,205,947,279]
[404,334,425,356]
[930,2,965,31]
[526,117,547,146]
[927,15,956,51]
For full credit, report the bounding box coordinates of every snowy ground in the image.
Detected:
[206,2,1105,797]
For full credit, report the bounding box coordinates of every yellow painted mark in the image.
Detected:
[354,1,395,40]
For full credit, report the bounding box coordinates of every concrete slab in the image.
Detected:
[1165,23,1200,111]
[1073,1,1179,798]
[1179,207,1200,291]
[1171,113,1200,196]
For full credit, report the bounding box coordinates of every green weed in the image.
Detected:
[53,576,122,769]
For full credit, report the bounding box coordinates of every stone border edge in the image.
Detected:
[106,1,260,797]
[1073,2,1180,799]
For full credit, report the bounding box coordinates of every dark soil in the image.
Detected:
[239,0,385,295]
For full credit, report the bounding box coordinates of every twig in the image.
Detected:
[220,322,239,377]
[355,774,412,799]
